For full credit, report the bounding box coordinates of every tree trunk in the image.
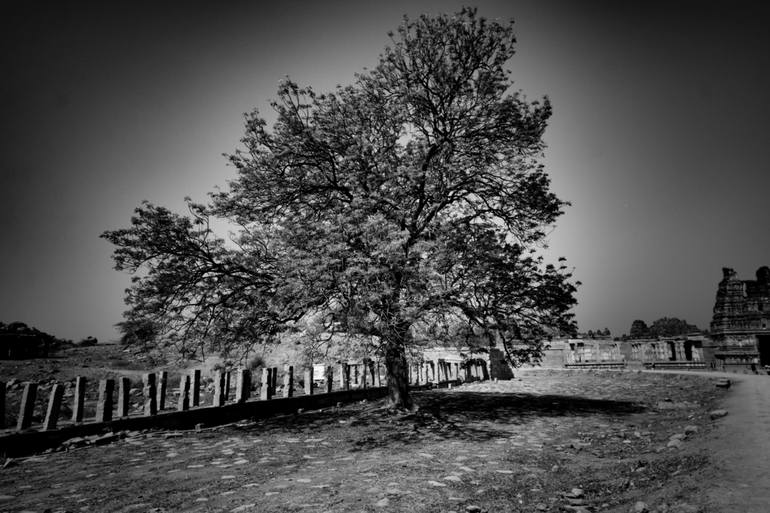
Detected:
[384,339,413,410]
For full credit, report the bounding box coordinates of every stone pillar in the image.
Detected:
[676,341,686,361]
[72,376,86,422]
[304,367,314,395]
[178,374,190,411]
[213,371,226,406]
[235,369,251,403]
[368,360,377,386]
[96,379,115,422]
[260,368,273,401]
[454,362,460,381]
[325,366,333,393]
[156,371,168,411]
[361,361,369,389]
[224,371,231,402]
[191,369,201,407]
[271,367,278,396]
[344,363,352,390]
[352,364,359,387]
[43,384,64,430]
[338,363,348,390]
[481,360,489,380]
[117,377,130,418]
[143,373,157,416]
[17,382,37,430]
[375,361,382,387]
[283,365,294,398]
[436,360,444,382]
[0,380,5,428]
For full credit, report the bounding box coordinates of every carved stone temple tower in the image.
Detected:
[709,266,770,369]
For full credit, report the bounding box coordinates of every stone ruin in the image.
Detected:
[709,266,770,368]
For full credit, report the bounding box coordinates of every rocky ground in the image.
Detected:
[0,366,731,513]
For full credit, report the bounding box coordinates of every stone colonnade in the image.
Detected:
[3,354,493,434]
[407,358,488,385]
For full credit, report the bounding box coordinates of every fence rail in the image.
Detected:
[564,362,628,370]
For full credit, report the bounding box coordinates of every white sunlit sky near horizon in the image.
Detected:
[2,1,770,343]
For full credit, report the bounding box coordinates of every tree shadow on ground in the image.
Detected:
[240,389,646,448]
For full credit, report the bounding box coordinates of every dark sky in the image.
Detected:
[2,1,769,342]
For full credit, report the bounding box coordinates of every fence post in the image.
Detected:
[178,374,190,411]
[283,365,294,398]
[17,382,37,430]
[96,379,115,422]
[156,371,168,411]
[72,376,86,422]
[260,368,272,401]
[224,371,231,402]
[117,377,130,418]
[0,380,5,429]
[338,363,347,390]
[325,366,333,393]
[304,367,314,395]
[271,367,278,396]
[213,371,226,406]
[236,369,251,403]
[143,373,157,416]
[191,369,201,407]
[43,384,64,430]
[368,360,377,386]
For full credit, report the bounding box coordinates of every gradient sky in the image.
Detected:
[2,1,769,343]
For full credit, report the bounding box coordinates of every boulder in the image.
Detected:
[709,409,728,420]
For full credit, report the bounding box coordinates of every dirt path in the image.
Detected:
[0,371,724,513]
[646,370,770,512]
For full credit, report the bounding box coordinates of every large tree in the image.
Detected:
[102,8,577,408]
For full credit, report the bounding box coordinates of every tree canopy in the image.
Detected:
[102,8,578,408]
[627,317,700,339]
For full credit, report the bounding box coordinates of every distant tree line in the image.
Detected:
[0,321,97,359]
[577,328,612,339]
[623,317,701,340]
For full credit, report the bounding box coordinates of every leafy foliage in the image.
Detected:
[102,8,578,406]
[0,321,73,357]
[627,317,700,339]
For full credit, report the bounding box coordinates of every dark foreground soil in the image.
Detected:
[0,369,728,513]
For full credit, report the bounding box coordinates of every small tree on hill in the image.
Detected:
[102,8,577,409]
